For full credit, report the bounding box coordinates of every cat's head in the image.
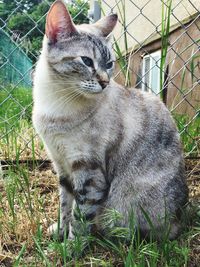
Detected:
[44,0,117,95]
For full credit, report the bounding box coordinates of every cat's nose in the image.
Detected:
[96,72,109,89]
[98,80,109,89]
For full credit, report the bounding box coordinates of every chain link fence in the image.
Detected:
[0,0,200,169]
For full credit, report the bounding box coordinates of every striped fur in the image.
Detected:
[33,0,188,240]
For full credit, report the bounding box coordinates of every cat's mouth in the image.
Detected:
[80,80,109,94]
[98,80,109,90]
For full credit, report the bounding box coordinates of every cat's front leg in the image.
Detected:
[48,175,74,240]
[69,160,109,238]
[59,175,74,239]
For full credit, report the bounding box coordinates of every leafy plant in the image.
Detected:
[1,0,89,62]
[113,0,131,87]
[0,86,32,128]
[173,113,200,156]
[160,0,172,100]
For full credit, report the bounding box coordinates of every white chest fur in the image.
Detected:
[33,112,107,176]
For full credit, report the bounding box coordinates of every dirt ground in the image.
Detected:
[185,159,200,203]
[185,159,200,267]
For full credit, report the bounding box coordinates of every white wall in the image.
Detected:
[98,0,200,52]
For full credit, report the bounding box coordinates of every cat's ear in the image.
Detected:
[45,0,77,43]
[93,14,118,37]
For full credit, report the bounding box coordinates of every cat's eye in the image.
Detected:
[106,61,113,69]
[81,56,93,67]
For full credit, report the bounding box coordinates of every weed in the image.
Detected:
[173,114,200,156]
[160,0,172,100]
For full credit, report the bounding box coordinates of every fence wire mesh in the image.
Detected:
[0,0,199,169]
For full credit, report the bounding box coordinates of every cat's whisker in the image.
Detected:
[46,90,80,109]
[42,82,79,86]
[44,87,81,98]
[45,89,77,98]
[62,91,83,105]
[47,74,78,81]
[51,89,82,110]
[51,91,78,108]
[54,95,79,111]
[59,90,83,106]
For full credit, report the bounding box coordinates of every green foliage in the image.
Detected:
[8,13,33,31]
[0,86,32,129]
[69,0,90,24]
[111,0,132,87]
[26,205,194,265]
[173,113,200,156]
[160,0,172,100]
[0,0,32,22]
[1,0,89,62]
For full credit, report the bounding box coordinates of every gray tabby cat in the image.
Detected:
[32,0,188,240]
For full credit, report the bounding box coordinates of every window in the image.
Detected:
[142,50,161,95]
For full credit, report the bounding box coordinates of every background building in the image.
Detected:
[90,0,200,117]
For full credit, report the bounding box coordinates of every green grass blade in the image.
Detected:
[13,244,26,267]
[33,236,52,267]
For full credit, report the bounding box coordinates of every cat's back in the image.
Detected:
[115,83,174,128]
[110,82,179,145]
[107,82,184,176]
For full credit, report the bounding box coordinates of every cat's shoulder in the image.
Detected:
[127,86,162,103]
[110,81,163,105]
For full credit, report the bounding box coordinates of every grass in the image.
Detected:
[113,0,131,87]
[0,164,199,266]
[173,114,200,157]
[0,118,45,161]
[0,86,45,160]
[160,0,172,100]
[0,86,32,128]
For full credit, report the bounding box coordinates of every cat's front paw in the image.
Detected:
[68,223,75,240]
[47,223,68,241]
[47,222,58,236]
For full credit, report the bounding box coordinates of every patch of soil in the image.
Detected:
[186,159,200,203]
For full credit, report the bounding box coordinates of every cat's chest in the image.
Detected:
[50,131,92,155]
[43,121,105,164]
[34,111,114,171]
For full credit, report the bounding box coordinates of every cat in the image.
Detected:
[32,0,188,240]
